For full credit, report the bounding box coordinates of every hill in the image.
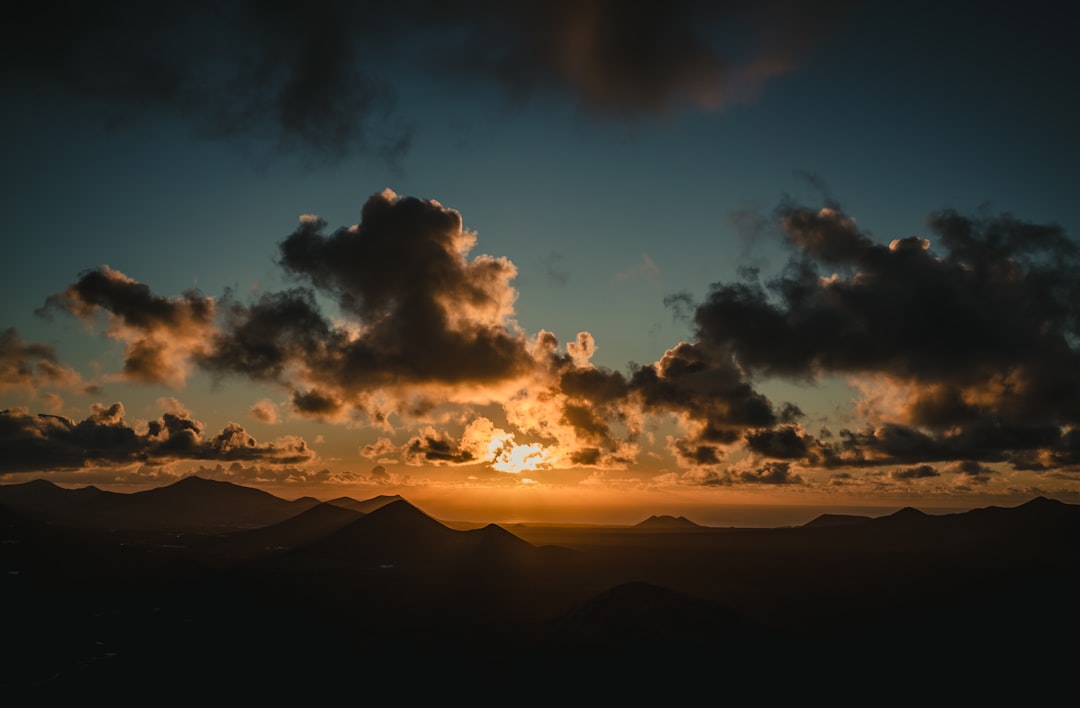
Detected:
[634,514,704,529]
[3,477,1079,696]
[0,475,374,533]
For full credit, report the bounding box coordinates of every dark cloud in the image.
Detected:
[40,266,215,388]
[0,403,313,475]
[0,327,98,397]
[1006,428,1080,471]
[683,200,1080,470]
[278,191,531,384]
[427,0,856,118]
[735,460,802,485]
[201,288,335,384]
[629,341,787,466]
[404,428,476,466]
[204,190,536,422]
[942,460,994,478]
[2,0,410,162]
[291,389,346,420]
[890,464,938,480]
[2,0,855,161]
[744,424,833,465]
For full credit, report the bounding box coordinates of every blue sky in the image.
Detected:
[2,1,1079,523]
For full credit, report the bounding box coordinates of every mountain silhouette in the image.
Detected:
[634,514,703,529]
[287,499,547,571]
[326,494,402,513]
[0,478,118,526]
[117,475,320,532]
[0,475,365,533]
[197,501,365,561]
[801,512,873,528]
[4,478,1080,696]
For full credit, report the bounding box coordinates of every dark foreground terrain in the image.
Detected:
[3,476,1079,699]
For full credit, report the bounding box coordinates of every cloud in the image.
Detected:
[39,266,215,388]
[744,424,834,464]
[628,341,786,467]
[683,199,1080,470]
[32,189,1080,484]
[3,0,411,162]
[249,399,280,424]
[191,462,369,488]
[202,189,537,423]
[360,437,398,462]
[890,464,939,481]
[734,460,803,485]
[28,189,794,476]
[427,0,857,118]
[2,1,856,161]
[0,402,314,475]
[0,327,98,398]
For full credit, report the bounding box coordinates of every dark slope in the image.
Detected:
[4,485,1080,697]
[291,498,464,564]
[531,580,765,653]
[0,479,120,526]
[195,501,365,561]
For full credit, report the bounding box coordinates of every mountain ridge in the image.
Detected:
[3,476,1079,694]
[8,475,1072,532]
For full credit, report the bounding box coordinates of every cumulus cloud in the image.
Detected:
[39,266,215,388]
[31,189,1080,486]
[29,190,802,479]
[202,189,536,423]
[682,199,1080,471]
[2,1,856,161]
[0,402,314,475]
[628,341,787,467]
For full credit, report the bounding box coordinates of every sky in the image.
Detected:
[2,1,1080,525]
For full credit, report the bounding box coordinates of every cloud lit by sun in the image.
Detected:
[491,441,554,473]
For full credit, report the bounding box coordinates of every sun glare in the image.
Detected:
[492,442,552,473]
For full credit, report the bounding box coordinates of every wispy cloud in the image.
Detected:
[0,0,857,162]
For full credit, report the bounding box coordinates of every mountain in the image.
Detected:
[4,483,1080,696]
[326,493,402,513]
[634,514,704,529]
[115,476,321,532]
[289,498,540,568]
[801,512,873,528]
[0,475,366,533]
[0,478,121,526]
[196,501,365,561]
